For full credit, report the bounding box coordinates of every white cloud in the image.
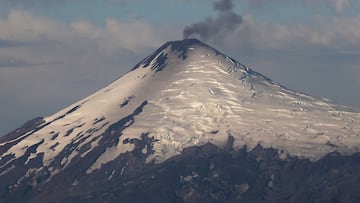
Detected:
[214,14,360,55]
[0,9,162,54]
[330,0,351,12]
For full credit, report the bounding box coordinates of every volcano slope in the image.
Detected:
[0,39,359,203]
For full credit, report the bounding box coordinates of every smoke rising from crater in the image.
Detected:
[183,0,242,40]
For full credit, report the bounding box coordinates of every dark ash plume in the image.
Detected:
[214,0,233,12]
[183,0,242,40]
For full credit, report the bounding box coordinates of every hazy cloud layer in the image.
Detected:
[250,0,354,12]
[0,39,30,48]
[182,0,360,54]
[1,0,128,6]
[0,9,163,62]
[331,0,351,12]
[219,14,360,54]
[183,0,242,40]
[0,9,170,135]
[305,0,351,12]
[3,0,355,12]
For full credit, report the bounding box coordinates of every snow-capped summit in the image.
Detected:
[0,39,359,202]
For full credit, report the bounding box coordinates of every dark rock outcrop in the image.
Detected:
[1,136,357,203]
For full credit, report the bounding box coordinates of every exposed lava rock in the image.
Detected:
[2,136,357,203]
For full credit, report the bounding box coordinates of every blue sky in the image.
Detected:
[1,0,360,135]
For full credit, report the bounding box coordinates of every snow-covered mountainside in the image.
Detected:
[0,39,359,202]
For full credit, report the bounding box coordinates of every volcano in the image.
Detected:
[0,39,359,203]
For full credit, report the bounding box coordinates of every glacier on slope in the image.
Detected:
[0,39,359,178]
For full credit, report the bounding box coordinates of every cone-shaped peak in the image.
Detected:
[131,38,240,73]
[1,38,360,202]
